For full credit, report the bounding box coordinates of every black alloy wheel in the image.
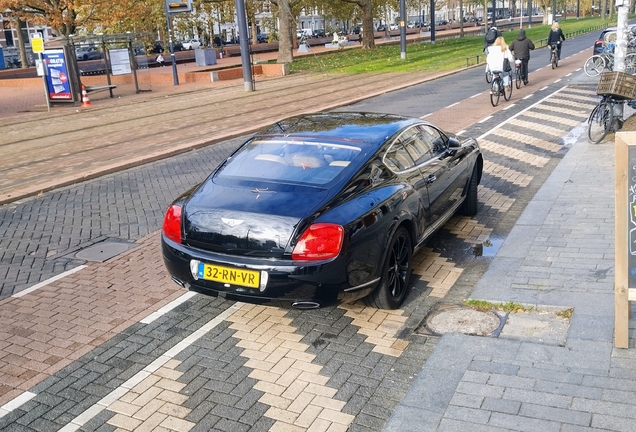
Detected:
[365,227,412,309]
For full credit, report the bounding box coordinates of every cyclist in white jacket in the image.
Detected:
[486,36,515,86]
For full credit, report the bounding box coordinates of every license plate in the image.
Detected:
[198,263,260,289]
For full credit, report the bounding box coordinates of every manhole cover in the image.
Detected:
[75,241,135,262]
[416,304,505,337]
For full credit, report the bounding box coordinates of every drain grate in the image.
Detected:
[75,241,136,262]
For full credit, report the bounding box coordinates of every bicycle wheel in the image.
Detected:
[587,99,613,144]
[486,67,493,83]
[625,54,636,74]
[551,51,558,69]
[515,68,522,89]
[490,78,501,107]
[584,55,605,77]
[503,76,513,101]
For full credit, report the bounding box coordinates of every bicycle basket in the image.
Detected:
[597,71,636,99]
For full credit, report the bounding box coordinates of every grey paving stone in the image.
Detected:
[571,397,636,419]
[514,342,610,371]
[488,373,535,390]
[591,413,635,432]
[487,411,561,432]
[456,381,505,399]
[382,406,442,432]
[502,387,572,409]
[582,375,636,392]
[461,370,490,384]
[443,405,491,424]
[519,402,591,426]
[468,361,520,377]
[449,392,484,409]
[399,368,464,412]
[533,378,603,399]
[481,397,520,415]
[438,418,513,432]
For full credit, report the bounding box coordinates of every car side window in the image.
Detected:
[405,132,435,165]
[418,125,447,156]
[384,143,415,172]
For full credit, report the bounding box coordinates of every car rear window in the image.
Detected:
[215,139,362,185]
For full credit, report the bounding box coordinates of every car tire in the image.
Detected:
[460,163,480,216]
[365,227,412,309]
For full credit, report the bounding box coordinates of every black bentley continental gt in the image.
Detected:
[161,112,483,309]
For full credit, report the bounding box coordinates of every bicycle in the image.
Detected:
[550,42,560,69]
[514,59,522,89]
[489,71,512,107]
[584,46,636,76]
[587,94,626,143]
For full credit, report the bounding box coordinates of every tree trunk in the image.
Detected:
[16,18,27,69]
[277,0,294,63]
[361,0,375,48]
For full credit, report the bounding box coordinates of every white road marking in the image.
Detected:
[0,392,36,419]
[58,302,244,432]
[477,87,567,140]
[140,291,197,324]
[12,266,87,298]
[479,116,493,123]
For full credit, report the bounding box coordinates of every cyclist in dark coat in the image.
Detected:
[547,22,566,61]
[509,28,535,85]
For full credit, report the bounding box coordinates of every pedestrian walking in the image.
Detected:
[547,22,566,61]
[509,28,535,85]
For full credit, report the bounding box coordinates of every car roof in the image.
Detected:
[256,112,422,148]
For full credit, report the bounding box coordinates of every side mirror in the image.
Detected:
[448,137,461,148]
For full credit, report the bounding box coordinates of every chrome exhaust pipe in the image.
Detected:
[171,276,187,288]
[291,301,321,309]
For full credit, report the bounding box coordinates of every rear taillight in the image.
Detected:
[291,223,344,261]
[163,205,182,243]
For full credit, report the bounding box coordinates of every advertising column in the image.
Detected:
[42,49,75,103]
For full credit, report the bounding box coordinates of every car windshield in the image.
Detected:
[215,139,362,185]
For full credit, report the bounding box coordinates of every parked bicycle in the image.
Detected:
[588,94,628,143]
[490,71,512,107]
[584,31,636,76]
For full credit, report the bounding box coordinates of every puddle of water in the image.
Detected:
[563,123,587,146]
[473,236,505,257]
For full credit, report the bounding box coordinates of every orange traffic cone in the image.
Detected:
[80,85,92,108]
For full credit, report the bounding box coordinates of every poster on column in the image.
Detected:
[43,49,74,102]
